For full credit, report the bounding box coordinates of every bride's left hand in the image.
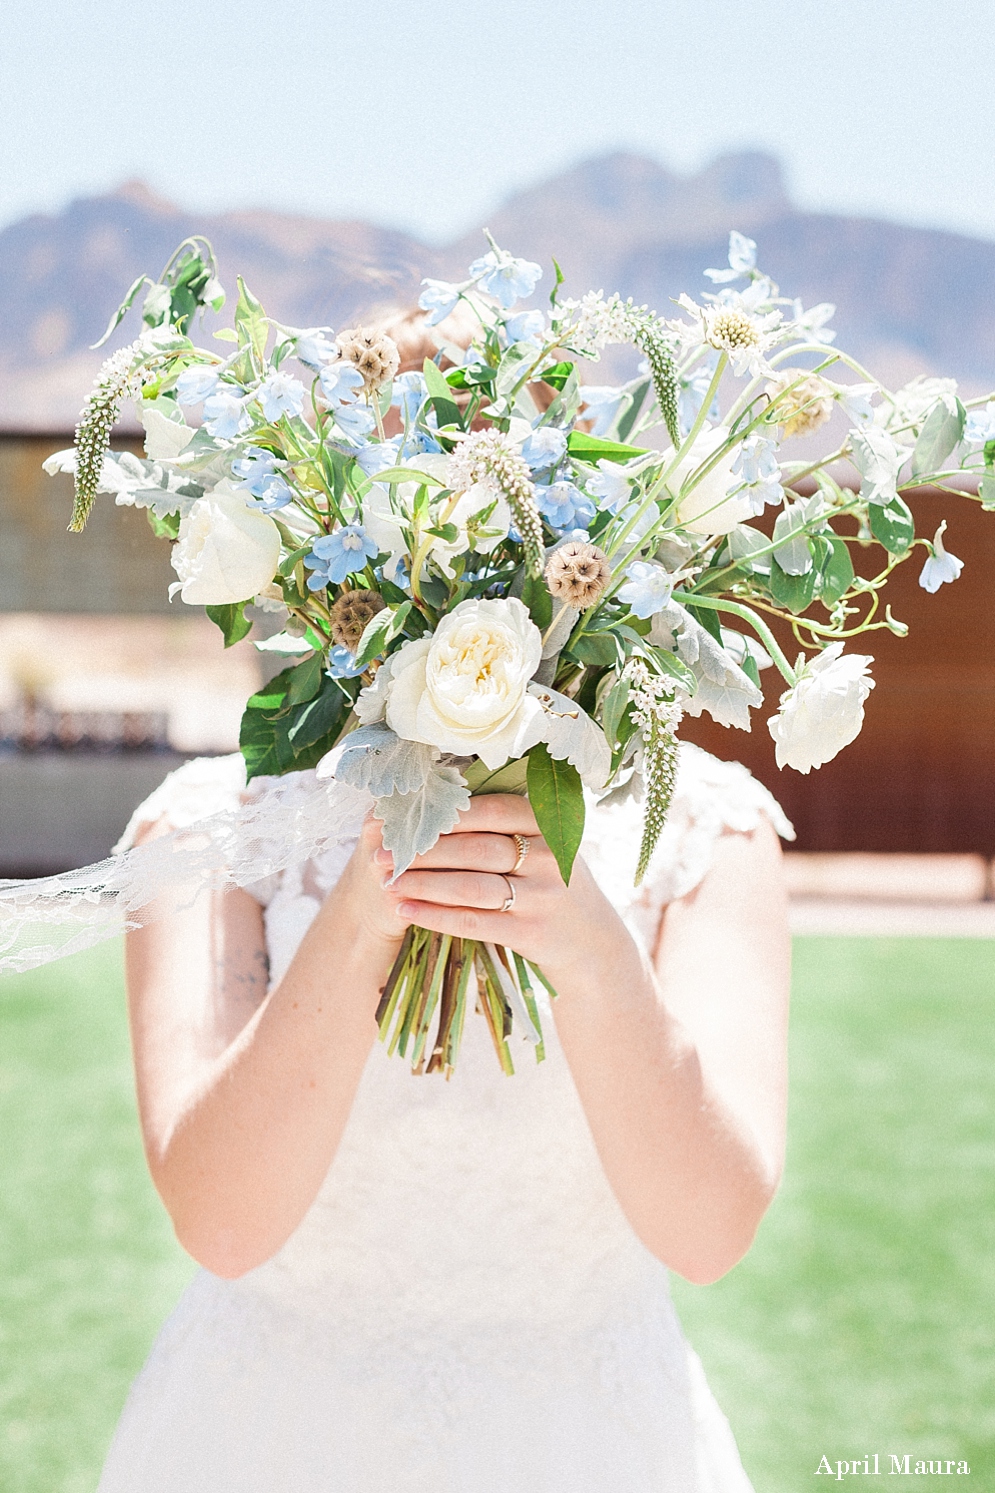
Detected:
[376,793,633,978]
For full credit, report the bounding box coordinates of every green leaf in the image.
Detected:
[741,652,762,690]
[645,646,696,694]
[526,742,586,884]
[355,600,412,669]
[234,275,268,360]
[769,554,820,613]
[550,258,565,307]
[869,494,915,556]
[205,601,252,648]
[600,676,630,749]
[240,665,294,780]
[145,509,180,540]
[213,327,239,342]
[286,649,323,706]
[615,380,651,443]
[422,357,463,430]
[287,678,349,753]
[911,396,965,478]
[463,756,530,795]
[90,274,149,349]
[566,432,649,464]
[540,361,575,392]
[521,573,553,630]
[567,631,618,667]
[427,522,460,542]
[820,535,855,604]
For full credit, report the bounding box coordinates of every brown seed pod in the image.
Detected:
[544,541,611,608]
[336,327,401,391]
[330,588,386,653]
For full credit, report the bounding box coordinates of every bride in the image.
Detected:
[93,726,792,1492]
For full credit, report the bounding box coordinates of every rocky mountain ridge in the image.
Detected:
[3,151,993,429]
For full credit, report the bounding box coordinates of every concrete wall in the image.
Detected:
[0,753,188,876]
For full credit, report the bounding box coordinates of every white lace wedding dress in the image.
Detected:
[96,744,791,1493]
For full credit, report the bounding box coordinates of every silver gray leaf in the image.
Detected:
[375,764,471,879]
[333,723,437,798]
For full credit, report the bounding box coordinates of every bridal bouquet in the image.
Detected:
[47,231,993,1073]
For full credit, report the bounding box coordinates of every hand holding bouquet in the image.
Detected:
[49,229,994,1072]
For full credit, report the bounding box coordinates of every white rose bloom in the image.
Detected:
[170,481,282,605]
[767,643,874,773]
[382,597,545,768]
[431,480,511,578]
[672,426,755,535]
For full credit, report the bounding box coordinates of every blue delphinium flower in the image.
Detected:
[176,366,221,405]
[618,561,673,619]
[231,447,294,511]
[504,309,546,346]
[418,279,461,326]
[203,389,249,439]
[250,473,294,512]
[318,362,365,406]
[257,371,306,423]
[333,403,376,442]
[293,328,337,371]
[535,479,595,532]
[392,371,428,426]
[965,400,995,444]
[354,439,403,478]
[521,426,568,472]
[326,645,368,679]
[468,249,542,309]
[305,525,379,589]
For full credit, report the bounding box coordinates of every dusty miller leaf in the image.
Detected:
[333,723,437,798]
[375,764,471,878]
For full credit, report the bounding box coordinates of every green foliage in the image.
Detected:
[912,396,965,477]
[869,494,915,555]
[239,662,349,779]
[565,431,649,463]
[145,508,181,540]
[521,573,553,630]
[205,601,252,648]
[526,742,585,884]
[234,275,268,361]
[421,357,464,431]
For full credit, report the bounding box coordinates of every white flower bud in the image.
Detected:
[170,480,282,606]
[767,644,874,774]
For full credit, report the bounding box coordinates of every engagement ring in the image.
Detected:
[511,833,531,875]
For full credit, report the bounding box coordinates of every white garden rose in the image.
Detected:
[672,426,755,535]
[767,643,874,773]
[170,480,282,605]
[382,597,545,768]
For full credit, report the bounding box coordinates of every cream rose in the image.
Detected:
[170,480,282,605]
[672,426,755,535]
[767,643,874,773]
[382,597,545,768]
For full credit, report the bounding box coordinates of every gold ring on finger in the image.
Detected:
[510,833,531,876]
[499,874,517,913]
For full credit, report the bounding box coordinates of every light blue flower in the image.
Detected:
[535,479,595,532]
[678,361,721,437]
[203,389,250,439]
[293,327,338,371]
[579,386,625,438]
[333,403,376,442]
[618,561,673,619]
[318,361,365,406]
[919,521,964,593]
[305,525,380,589]
[588,459,633,514]
[704,230,758,284]
[231,446,280,493]
[176,366,221,405]
[354,439,403,478]
[257,371,306,423]
[504,309,546,345]
[249,473,294,512]
[392,371,428,426]
[418,279,462,326]
[326,645,368,679]
[965,400,995,444]
[468,249,542,309]
[521,426,568,471]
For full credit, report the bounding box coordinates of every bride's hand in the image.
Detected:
[371,793,633,978]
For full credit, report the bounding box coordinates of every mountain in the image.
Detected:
[3,152,994,429]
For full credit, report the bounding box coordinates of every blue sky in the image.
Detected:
[3,0,993,243]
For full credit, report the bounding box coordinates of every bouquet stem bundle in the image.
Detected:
[376,927,549,1077]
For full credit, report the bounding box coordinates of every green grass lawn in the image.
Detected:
[0,937,992,1491]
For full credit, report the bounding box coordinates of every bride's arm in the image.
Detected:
[126,816,404,1279]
